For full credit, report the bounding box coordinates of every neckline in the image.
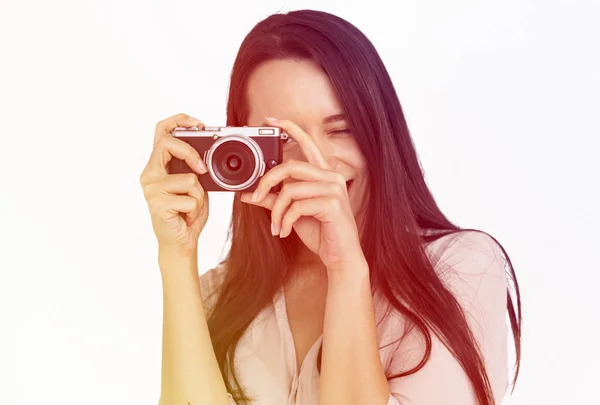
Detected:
[274,286,324,381]
[272,281,385,381]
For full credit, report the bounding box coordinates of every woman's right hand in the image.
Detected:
[140,113,209,256]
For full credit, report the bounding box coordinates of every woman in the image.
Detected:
[140,9,522,405]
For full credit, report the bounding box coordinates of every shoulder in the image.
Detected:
[425,230,506,280]
[385,231,510,402]
[424,230,508,315]
[199,262,229,316]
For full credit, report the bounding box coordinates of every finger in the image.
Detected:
[251,159,345,202]
[279,196,342,238]
[154,113,204,148]
[142,114,207,186]
[142,135,207,186]
[240,192,277,211]
[264,117,331,170]
[149,194,199,222]
[160,173,205,201]
[269,181,345,236]
[159,173,206,224]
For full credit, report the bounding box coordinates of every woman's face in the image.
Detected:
[246,59,369,220]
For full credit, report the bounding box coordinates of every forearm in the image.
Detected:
[159,249,230,405]
[319,262,390,405]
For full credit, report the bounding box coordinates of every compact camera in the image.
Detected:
[168,126,288,192]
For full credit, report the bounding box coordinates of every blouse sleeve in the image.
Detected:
[385,231,510,405]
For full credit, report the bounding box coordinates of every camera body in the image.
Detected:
[168,126,288,192]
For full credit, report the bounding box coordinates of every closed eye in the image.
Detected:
[328,129,351,136]
[284,129,352,147]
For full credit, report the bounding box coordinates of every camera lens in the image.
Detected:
[226,155,242,171]
[211,140,256,186]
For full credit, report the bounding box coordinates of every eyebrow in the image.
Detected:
[322,113,346,124]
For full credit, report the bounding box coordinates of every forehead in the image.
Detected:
[246,59,343,124]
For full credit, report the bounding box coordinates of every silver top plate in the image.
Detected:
[173,126,284,138]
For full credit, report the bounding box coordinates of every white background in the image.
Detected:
[1,0,598,404]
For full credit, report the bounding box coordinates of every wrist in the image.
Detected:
[158,245,198,276]
[158,243,198,260]
[326,258,370,288]
[326,254,369,276]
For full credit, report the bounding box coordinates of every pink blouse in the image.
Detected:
[199,231,510,405]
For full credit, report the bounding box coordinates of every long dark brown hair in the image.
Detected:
[206,9,522,405]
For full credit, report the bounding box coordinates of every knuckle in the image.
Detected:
[142,184,152,200]
[270,198,283,215]
[326,197,341,211]
[155,117,171,133]
[281,214,291,228]
[142,183,159,201]
[332,172,345,185]
[156,133,169,148]
[148,198,163,217]
[280,182,291,195]
[330,182,345,194]
[270,202,280,217]
[193,201,202,212]
[286,202,298,217]
[185,172,198,186]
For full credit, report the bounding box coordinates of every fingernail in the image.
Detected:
[265,117,278,122]
[251,190,260,202]
[197,160,208,173]
[271,223,277,236]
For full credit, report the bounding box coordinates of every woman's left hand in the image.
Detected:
[240,117,365,270]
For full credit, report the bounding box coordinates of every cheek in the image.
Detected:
[281,138,367,175]
[282,144,304,162]
[341,139,367,171]
[353,151,367,171]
